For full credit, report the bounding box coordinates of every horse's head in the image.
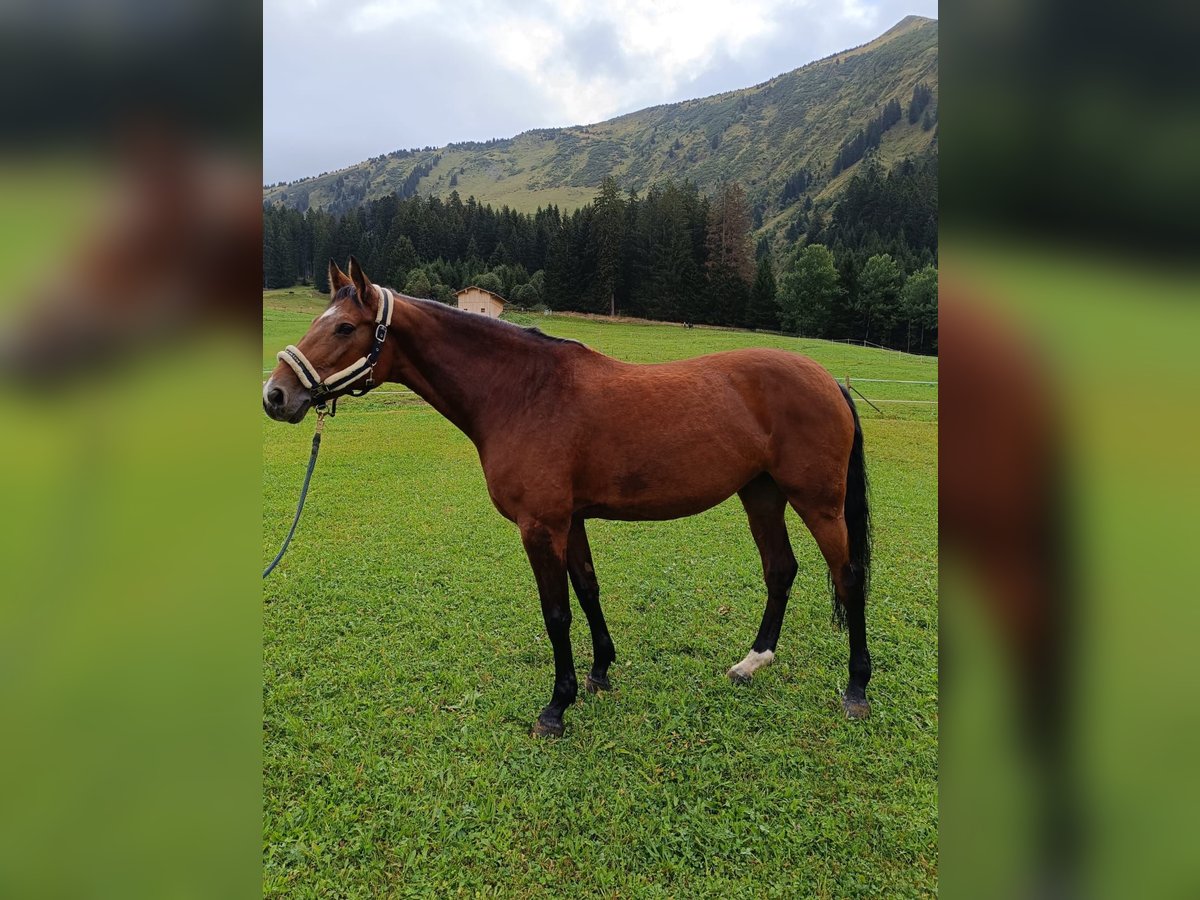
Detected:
[262,256,391,423]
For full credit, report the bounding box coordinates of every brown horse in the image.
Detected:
[264,257,872,737]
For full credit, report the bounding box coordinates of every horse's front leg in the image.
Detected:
[568,517,616,693]
[520,518,577,737]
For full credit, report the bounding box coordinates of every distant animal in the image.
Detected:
[264,257,872,737]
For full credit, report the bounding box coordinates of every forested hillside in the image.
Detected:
[264,150,937,352]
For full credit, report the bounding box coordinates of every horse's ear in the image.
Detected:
[328,258,351,296]
[348,255,374,307]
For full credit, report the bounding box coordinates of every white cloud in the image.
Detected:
[337,0,892,124]
[837,0,881,28]
[477,0,781,125]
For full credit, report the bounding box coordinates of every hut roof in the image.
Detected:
[455,285,507,305]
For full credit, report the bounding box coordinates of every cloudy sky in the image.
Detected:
[264,0,938,185]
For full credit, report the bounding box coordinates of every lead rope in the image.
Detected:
[263,404,331,578]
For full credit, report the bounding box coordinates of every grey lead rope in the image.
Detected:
[263,411,327,578]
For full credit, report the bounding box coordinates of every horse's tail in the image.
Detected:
[834,384,871,629]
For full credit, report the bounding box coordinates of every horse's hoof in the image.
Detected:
[842,693,871,719]
[531,717,565,738]
[727,667,752,685]
[727,650,772,685]
[585,674,611,693]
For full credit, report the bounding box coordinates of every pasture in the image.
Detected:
[263,288,938,897]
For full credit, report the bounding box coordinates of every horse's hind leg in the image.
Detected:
[728,474,798,683]
[567,517,616,693]
[797,505,871,718]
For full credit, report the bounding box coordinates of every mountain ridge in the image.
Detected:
[265,16,937,233]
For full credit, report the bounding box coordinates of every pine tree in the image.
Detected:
[592,177,625,316]
[856,253,902,343]
[543,224,574,310]
[384,232,418,289]
[703,182,755,325]
[746,256,779,331]
[464,235,481,265]
[262,209,277,289]
[309,209,334,293]
[636,182,702,322]
[488,241,511,267]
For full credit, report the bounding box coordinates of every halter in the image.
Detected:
[277,286,394,403]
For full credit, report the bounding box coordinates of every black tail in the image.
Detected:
[834,385,871,628]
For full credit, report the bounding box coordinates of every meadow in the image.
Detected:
[263,288,938,897]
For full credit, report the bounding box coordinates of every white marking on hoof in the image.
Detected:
[727,649,775,683]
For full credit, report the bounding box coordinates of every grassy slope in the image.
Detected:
[264,17,937,225]
[263,289,937,897]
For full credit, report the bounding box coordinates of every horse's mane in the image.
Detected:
[333,285,584,349]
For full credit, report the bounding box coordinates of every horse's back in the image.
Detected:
[583,347,849,434]
[564,347,854,520]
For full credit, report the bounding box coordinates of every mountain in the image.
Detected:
[264,16,936,235]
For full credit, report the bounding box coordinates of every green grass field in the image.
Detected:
[263,288,938,897]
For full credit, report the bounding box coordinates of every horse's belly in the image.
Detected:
[583,492,736,522]
[575,379,774,520]
[578,454,758,522]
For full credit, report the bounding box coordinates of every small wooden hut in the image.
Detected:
[455,286,506,318]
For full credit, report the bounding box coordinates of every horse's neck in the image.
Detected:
[383,299,542,443]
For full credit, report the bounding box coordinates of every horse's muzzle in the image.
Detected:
[262,379,311,424]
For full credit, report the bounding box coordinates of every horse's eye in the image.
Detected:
[334,322,355,336]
